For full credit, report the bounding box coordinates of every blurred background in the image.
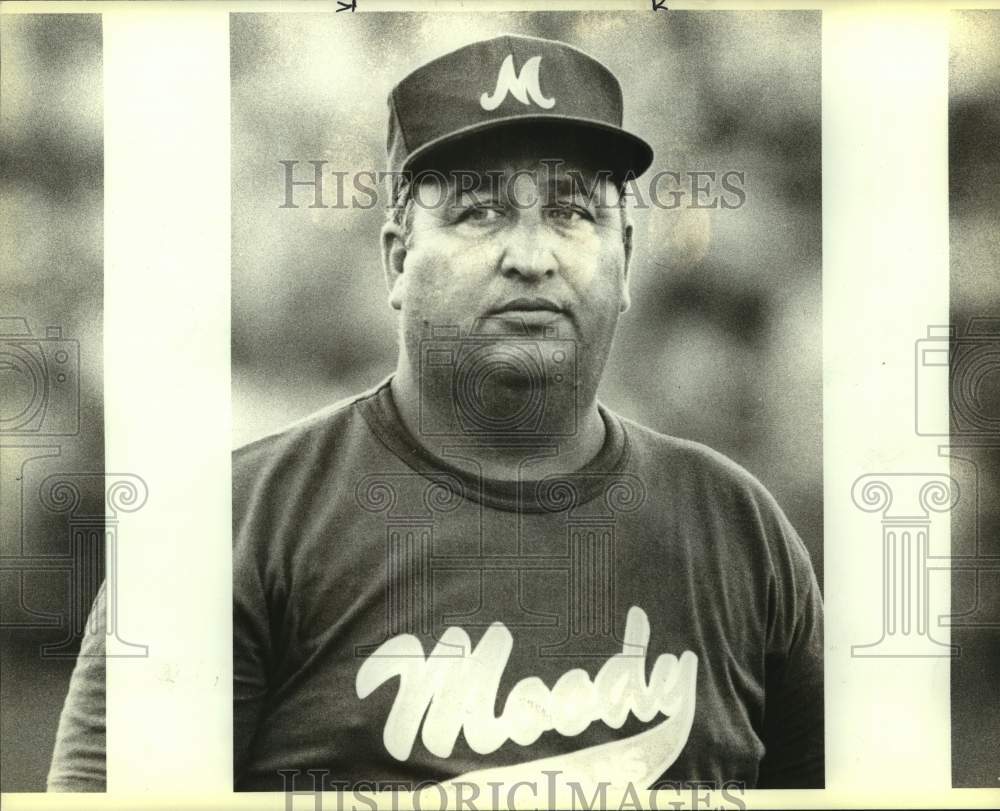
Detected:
[231,11,825,582]
[948,10,1000,789]
[0,14,105,792]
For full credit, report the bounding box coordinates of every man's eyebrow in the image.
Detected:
[543,174,620,212]
[438,169,614,207]
[544,173,608,199]
[447,172,503,203]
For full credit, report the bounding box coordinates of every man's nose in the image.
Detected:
[497,218,559,281]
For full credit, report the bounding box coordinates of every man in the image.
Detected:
[43,31,822,798]
[235,33,825,793]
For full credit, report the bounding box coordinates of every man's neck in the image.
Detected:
[390,366,607,482]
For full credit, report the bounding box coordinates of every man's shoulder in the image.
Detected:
[615,411,815,571]
[233,379,388,482]
[616,411,770,498]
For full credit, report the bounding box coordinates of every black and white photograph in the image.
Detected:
[1,2,999,810]
[230,10,824,797]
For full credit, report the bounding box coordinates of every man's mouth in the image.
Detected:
[487,297,566,315]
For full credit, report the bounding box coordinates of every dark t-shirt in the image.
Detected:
[233,379,824,791]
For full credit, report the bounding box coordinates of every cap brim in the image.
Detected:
[401,115,654,184]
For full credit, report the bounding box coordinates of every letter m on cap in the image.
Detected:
[480,55,555,111]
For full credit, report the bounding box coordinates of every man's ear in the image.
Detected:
[620,220,633,314]
[381,221,407,311]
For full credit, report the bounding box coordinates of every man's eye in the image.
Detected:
[544,205,593,223]
[457,205,504,223]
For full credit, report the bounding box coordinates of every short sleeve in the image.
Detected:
[756,529,825,788]
[233,522,273,780]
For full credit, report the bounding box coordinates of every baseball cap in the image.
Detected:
[386,34,654,184]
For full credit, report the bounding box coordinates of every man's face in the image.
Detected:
[382,131,634,406]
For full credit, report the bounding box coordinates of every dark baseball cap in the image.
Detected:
[386,34,654,184]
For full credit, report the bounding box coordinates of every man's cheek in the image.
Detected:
[449,239,498,271]
[579,254,628,311]
[562,230,612,286]
[408,274,464,327]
